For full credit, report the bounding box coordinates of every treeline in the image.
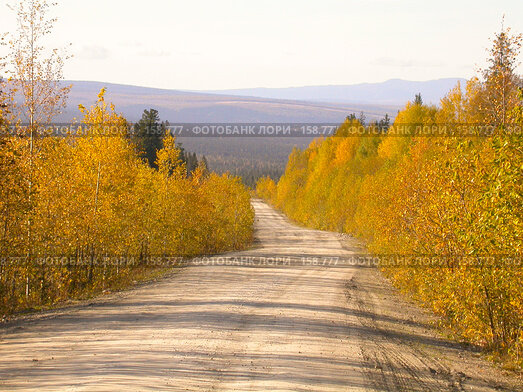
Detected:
[177,137,313,188]
[0,0,254,316]
[257,29,522,366]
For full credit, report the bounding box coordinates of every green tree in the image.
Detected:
[133,108,165,168]
[182,150,199,176]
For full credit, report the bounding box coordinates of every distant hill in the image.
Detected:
[59,81,399,123]
[57,81,402,186]
[203,78,465,106]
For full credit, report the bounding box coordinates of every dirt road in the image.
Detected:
[0,200,519,391]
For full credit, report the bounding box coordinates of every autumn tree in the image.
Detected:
[7,0,71,130]
[1,88,255,313]
[480,26,523,126]
[258,27,522,367]
[156,133,185,179]
[0,1,256,316]
[6,0,71,272]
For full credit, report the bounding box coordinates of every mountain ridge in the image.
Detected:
[201,77,466,105]
[57,78,464,123]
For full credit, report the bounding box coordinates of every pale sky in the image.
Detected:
[1,0,522,90]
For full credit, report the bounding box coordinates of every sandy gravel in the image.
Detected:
[0,200,520,391]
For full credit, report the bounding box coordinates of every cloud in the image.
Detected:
[78,45,110,60]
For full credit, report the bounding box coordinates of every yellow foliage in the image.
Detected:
[0,88,254,315]
[257,30,523,367]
